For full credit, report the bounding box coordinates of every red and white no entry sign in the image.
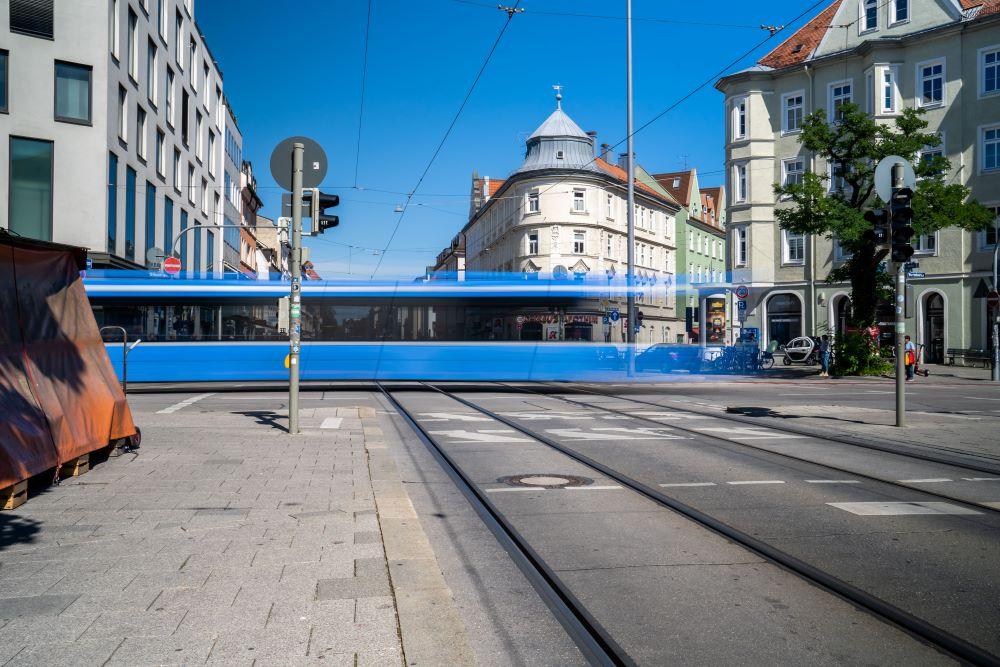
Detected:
[162,256,182,275]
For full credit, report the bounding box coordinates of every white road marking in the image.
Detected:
[498,411,595,421]
[962,477,1000,482]
[565,485,623,491]
[694,427,805,440]
[963,396,1000,401]
[659,482,717,487]
[908,411,982,421]
[156,393,215,414]
[626,411,706,421]
[726,480,785,485]
[320,417,343,429]
[485,487,545,493]
[828,501,981,516]
[805,479,861,484]
[428,429,532,443]
[485,485,623,493]
[418,412,492,422]
[898,478,952,483]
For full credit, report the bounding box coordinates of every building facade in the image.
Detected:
[1,0,247,275]
[717,0,1000,360]
[455,98,682,343]
[650,170,729,343]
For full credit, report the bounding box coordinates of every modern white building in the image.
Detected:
[716,0,1000,362]
[457,97,682,343]
[1,0,244,274]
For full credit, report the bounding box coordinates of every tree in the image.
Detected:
[773,103,993,374]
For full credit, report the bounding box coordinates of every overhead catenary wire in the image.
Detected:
[446,0,763,29]
[369,0,523,278]
[354,0,374,188]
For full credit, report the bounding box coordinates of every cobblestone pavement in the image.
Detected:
[0,392,472,666]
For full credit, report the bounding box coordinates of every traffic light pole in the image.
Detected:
[992,236,999,383]
[892,163,906,427]
[289,142,304,435]
[625,0,636,377]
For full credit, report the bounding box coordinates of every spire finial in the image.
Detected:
[552,83,563,110]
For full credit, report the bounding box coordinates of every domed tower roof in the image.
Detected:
[515,88,600,174]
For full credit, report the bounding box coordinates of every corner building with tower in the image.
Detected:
[716,0,1000,363]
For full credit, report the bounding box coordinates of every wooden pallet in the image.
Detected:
[59,454,90,478]
[1,480,28,510]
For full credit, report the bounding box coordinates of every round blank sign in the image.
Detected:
[270,136,328,190]
[874,155,916,203]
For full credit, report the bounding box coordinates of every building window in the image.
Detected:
[202,62,210,99]
[136,107,147,159]
[527,191,539,213]
[917,59,944,107]
[189,38,198,90]
[145,181,157,258]
[118,86,128,142]
[881,67,898,114]
[555,150,564,160]
[829,160,853,195]
[983,125,1000,172]
[733,97,747,140]
[125,166,137,259]
[187,164,195,203]
[215,87,222,129]
[147,41,158,105]
[195,111,204,159]
[783,229,805,264]
[919,134,945,177]
[8,137,53,241]
[573,230,585,254]
[164,196,173,255]
[158,0,167,38]
[0,51,6,112]
[913,233,936,255]
[734,163,748,202]
[606,192,614,219]
[54,62,92,124]
[179,210,188,267]
[193,222,201,274]
[982,46,1000,97]
[107,153,119,253]
[10,0,54,39]
[527,231,538,254]
[704,237,709,255]
[173,148,181,192]
[175,11,184,68]
[860,0,877,32]
[573,189,586,212]
[127,9,138,80]
[783,92,804,133]
[782,158,805,188]
[891,0,908,23]
[206,230,214,274]
[181,89,189,145]
[981,205,999,248]
[208,131,216,175]
[155,129,165,176]
[829,80,852,121]
[606,233,613,258]
[734,226,748,267]
[200,177,207,214]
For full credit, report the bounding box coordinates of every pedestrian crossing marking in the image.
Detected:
[827,501,981,516]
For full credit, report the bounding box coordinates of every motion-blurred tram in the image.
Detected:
[86,274,635,382]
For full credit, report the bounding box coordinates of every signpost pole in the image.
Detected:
[625,0,636,377]
[289,143,304,435]
[892,163,906,428]
[992,225,999,382]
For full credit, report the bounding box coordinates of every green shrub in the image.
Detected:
[833,332,892,376]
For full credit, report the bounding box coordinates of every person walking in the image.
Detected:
[818,334,831,377]
[904,335,917,381]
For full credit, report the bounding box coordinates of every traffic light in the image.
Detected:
[863,208,890,245]
[303,188,340,235]
[889,187,915,263]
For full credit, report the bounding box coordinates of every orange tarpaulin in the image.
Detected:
[0,232,135,489]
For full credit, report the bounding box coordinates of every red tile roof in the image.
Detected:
[758,0,844,69]
[486,179,505,197]
[651,170,694,206]
[964,0,1000,16]
[594,158,675,202]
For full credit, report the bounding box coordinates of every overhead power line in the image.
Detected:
[446,0,762,29]
[354,0,375,188]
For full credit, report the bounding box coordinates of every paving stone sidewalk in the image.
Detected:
[0,394,473,666]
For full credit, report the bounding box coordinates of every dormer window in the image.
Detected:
[556,150,565,160]
[672,178,681,188]
[861,0,878,33]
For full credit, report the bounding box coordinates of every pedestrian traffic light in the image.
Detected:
[889,187,915,263]
[303,188,340,235]
[863,208,890,245]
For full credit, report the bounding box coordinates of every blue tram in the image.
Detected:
[86,273,644,382]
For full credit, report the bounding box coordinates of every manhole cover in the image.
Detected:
[497,474,593,489]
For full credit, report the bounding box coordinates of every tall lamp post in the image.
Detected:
[625,0,636,376]
[992,217,999,382]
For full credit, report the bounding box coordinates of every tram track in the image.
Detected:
[408,381,1000,666]
[494,382,1000,515]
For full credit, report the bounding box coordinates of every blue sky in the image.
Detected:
[195,0,824,278]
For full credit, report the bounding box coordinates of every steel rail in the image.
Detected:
[539,382,1000,474]
[497,382,1000,516]
[421,382,1000,667]
[375,382,633,667]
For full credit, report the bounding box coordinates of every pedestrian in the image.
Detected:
[818,334,831,377]
[904,335,916,381]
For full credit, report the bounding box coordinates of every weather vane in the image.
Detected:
[553,83,563,109]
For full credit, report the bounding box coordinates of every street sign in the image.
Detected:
[734,285,750,300]
[146,246,166,270]
[610,309,620,322]
[602,316,610,324]
[516,315,525,324]
[874,155,916,202]
[988,291,1000,310]
[162,256,182,275]
[737,300,747,311]
[908,271,926,278]
[85,258,93,270]
[270,136,328,190]
[281,192,311,218]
